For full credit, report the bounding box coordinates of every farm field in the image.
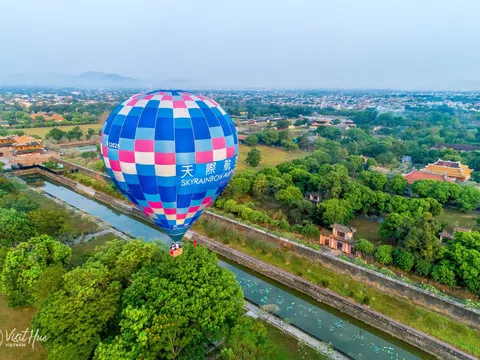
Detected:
[236,145,309,173]
[22,124,103,139]
[349,217,384,245]
[436,208,480,232]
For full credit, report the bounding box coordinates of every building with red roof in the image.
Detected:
[403,170,456,185]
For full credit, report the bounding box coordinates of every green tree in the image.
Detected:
[0,193,39,212]
[245,134,258,147]
[32,240,161,360]
[281,139,299,151]
[0,235,71,306]
[275,186,303,206]
[317,199,354,225]
[393,248,415,271]
[385,175,408,195]
[276,119,290,129]
[220,317,275,360]
[29,209,72,239]
[401,213,442,262]
[414,258,433,277]
[375,245,393,265]
[230,177,251,196]
[431,261,457,287]
[259,130,279,145]
[246,148,262,167]
[252,174,268,198]
[94,245,243,360]
[379,213,411,242]
[358,171,388,191]
[86,128,96,139]
[46,128,67,141]
[355,239,374,257]
[0,208,34,248]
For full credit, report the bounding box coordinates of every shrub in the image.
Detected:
[431,262,457,287]
[362,296,371,305]
[374,245,393,265]
[393,248,415,271]
[349,290,355,298]
[414,258,433,277]
[300,224,320,239]
[355,239,374,257]
[215,198,226,209]
[379,268,396,278]
[353,257,367,266]
[223,199,237,212]
[420,284,442,295]
[278,219,290,231]
[321,279,330,288]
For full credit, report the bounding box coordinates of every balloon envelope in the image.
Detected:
[101,90,238,242]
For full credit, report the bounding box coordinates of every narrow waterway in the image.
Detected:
[25,175,432,360]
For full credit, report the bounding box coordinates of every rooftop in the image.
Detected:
[331,223,356,234]
[403,170,456,185]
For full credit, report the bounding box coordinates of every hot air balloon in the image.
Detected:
[100,90,238,255]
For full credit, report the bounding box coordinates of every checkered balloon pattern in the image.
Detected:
[101,90,238,242]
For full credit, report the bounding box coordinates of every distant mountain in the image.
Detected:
[0,71,143,88]
[75,71,140,86]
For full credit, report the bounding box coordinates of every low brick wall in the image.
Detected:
[191,232,475,360]
[202,211,480,331]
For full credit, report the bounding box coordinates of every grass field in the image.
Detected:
[236,145,309,173]
[349,217,384,245]
[264,321,327,360]
[21,124,103,139]
[70,232,119,266]
[436,208,479,232]
[195,219,480,357]
[23,189,99,234]
[0,295,46,360]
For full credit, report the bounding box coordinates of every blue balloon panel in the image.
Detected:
[101,90,238,241]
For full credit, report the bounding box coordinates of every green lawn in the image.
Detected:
[0,295,46,360]
[194,219,480,357]
[349,217,384,245]
[70,232,120,266]
[436,208,479,232]
[23,189,99,234]
[236,145,308,173]
[22,124,103,139]
[264,321,327,360]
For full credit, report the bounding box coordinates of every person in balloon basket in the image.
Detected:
[170,242,182,256]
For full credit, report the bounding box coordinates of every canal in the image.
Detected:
[24,175,432,360]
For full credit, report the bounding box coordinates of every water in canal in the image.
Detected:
[25,176,431,360]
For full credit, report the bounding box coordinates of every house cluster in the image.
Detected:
[0,135,56,168]
[0,135,44,155]
[306,115,356,130]
[30,112,64,122]
[403,159,473,184]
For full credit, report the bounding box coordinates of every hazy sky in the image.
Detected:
[1,0,480,89]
